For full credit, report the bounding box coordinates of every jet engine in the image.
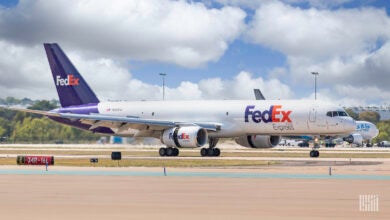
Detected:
[235,135,281,148]
[343,133,363,145]
[161,126,208,148]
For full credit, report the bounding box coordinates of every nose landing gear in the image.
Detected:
[310,139,320,157]
[309,150,319,157]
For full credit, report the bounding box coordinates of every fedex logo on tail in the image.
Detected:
[56,75,80,86]
[245,105,292,123]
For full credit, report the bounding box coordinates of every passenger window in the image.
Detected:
[326,112,332,117]
[332,111,338,117]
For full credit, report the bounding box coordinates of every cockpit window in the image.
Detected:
[326,111,349,117]
[338,111,348,116]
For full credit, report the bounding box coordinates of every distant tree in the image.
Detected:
[345,108,359,120]
[5,97,20,105]
[0,109,16,121]
[21,98,34,106]
[28,100,58,111]
[358,111,381,124]
[373,120,390,143]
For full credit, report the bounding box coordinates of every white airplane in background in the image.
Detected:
[253,89,379,147]
[4,44,356,158]
[343,121,379,147]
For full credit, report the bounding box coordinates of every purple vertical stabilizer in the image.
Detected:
[44,43,99,107]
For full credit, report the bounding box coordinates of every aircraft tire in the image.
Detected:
[159,148,166,157]
[207,148,215,156]
[200,148,208,157]
[166,147,174,156]
[310,150,319,158]
[214,148,221,156]
[173,148,179,156]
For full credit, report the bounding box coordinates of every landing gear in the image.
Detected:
[309,150,319,157]
[200,147,220,157]
[159,147,179,157]
[310,137,320,158]
[200,137,221,157]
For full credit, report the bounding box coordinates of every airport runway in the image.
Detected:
[0,165,389,220]
[1,144,389,219]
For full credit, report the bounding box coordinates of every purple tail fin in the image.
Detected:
[44,43,99,107]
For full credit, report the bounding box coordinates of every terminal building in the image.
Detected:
[349,105,390,121]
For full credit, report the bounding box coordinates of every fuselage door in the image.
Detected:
[309,107,316,123]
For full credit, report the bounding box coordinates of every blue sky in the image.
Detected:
[0,0,390,105]
[129,40,287,87]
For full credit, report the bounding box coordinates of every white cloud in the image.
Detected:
[214,0,354,9]
[198,71,293,100]
[246,1,390,105]
[247,2,390,58]
[0,0,246,67]
[0,40,293,102]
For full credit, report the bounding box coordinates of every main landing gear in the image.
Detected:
[159,147,179,157]
[200,137,221,157]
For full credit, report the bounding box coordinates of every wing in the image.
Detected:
[2,106,221,136]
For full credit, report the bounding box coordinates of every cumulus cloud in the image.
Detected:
[214,0,353,9]
[247,2,390,58]
[0,0,246,67]
[198,71,293,100]
[0,40,292,102]
[1,0,389,106]
[246,1,390,104]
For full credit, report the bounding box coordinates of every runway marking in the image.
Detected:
[0,169,389,180]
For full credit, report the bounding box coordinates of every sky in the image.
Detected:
[0,0,389,106]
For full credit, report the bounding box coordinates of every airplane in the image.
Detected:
[253,89,379,147]
[343,121,379,147]
[3,43,356,158]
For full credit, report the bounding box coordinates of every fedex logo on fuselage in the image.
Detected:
[56,75,80,86]
[245,105,292,123]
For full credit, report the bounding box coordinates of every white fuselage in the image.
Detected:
[355,121,379,140]
[96,100,356,137]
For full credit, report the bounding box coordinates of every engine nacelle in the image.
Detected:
[343,133,363,145]
[161,126,208,148]
[235,135,281,148]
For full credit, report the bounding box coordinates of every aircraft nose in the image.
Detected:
[345,117,356,132]
[373,127,379,138]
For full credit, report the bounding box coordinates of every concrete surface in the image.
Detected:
[0,165,389,220]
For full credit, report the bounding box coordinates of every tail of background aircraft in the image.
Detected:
[44,43,99,107]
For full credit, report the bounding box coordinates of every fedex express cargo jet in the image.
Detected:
[8,44,356,158]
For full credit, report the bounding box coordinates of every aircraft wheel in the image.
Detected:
[310,150,318,158]
[166,147,174,156]
[173,148,179,156]
[207,148,215,156]
[159,148,166,157]
[213,148,221,157]
[310,150,320,157]
[200,148,208,157]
